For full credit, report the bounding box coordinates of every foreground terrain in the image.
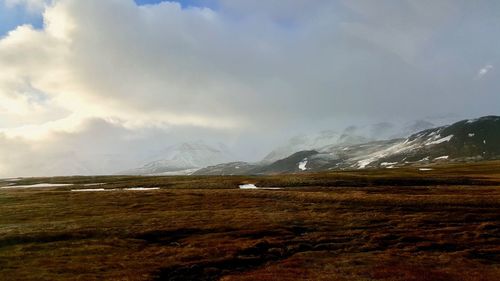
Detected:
[1,162,500,280]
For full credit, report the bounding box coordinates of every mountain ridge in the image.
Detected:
[194,116,500,175]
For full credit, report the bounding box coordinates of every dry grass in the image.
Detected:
[0,161,499,280]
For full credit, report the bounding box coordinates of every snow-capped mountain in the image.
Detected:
[260,129,371,164]
[195,116,500,175]
[124,141,233,175]
[290,115,500,172]
[193,162,259,176]
[260,120,437,165]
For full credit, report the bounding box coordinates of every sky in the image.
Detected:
[0,0,499,177]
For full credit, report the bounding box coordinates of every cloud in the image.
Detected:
[0,118,147,177]
[0,0,499,176]
[3,0,51,13]
[476,64,494,80]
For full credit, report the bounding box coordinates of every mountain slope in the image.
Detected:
[260,120,436,164]
[124,142,233,175]
[260,130,370,164]
[195,116,500,175]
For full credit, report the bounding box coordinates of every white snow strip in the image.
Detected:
[419,156,430,162]
[357,159,373,169]
[381,162,398,166]
[425,135,453,146]
[2,183,73,189]
[468,133,475,137]
[419,168,433,171]
[434,156,449,160]
[298,159,308,171]
[238,184,281,190]
[124,187,160,191]
[239,184,258,189]
[71,188,108,192]
[354,138,423,169]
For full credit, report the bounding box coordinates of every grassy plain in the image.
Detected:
[1,162,499,280]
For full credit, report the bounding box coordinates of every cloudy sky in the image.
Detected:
[0,0,499,177]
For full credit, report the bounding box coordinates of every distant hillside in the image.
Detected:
[194,116,500,175]
[123,142,233,175]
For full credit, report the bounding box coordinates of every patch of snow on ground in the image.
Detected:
[124,187,160,191]
[2,183,73,189]
[434,156,449,160]
[239,184,258,189]
[238,184,282,190]
[298,159,308,171]
[468,133,475,137]
[83,183,105,186]
[381,162,398,166]
[483,140,487,144]
[425,135,453,146]
[419,168,433,171]
[71,188,108,192]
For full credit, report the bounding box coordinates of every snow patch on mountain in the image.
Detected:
[425,135,454,146]
[354,139,420,168]
[434,156,449,160]
[298,159,308,171]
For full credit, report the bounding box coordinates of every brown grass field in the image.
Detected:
[1,162,499,280]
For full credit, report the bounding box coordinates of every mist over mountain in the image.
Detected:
[260,120,436,164]
[123,141,234,175]
[195,116,500,175]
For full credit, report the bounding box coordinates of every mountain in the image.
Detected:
[195,116,500,175]
[193,162,259,176]
[254,150,319,174]
[260,129,371,164]
[339,115,500,169]
[124,142,233,175]
[260,120,437,165]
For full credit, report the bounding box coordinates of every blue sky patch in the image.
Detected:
[0,4,43,36]
[0,1,215,36]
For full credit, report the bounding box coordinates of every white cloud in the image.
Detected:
[0,0,499,177]
[476,64,494,80]
[4,0,51,13]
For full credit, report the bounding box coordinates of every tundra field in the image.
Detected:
[1,162,500,281]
